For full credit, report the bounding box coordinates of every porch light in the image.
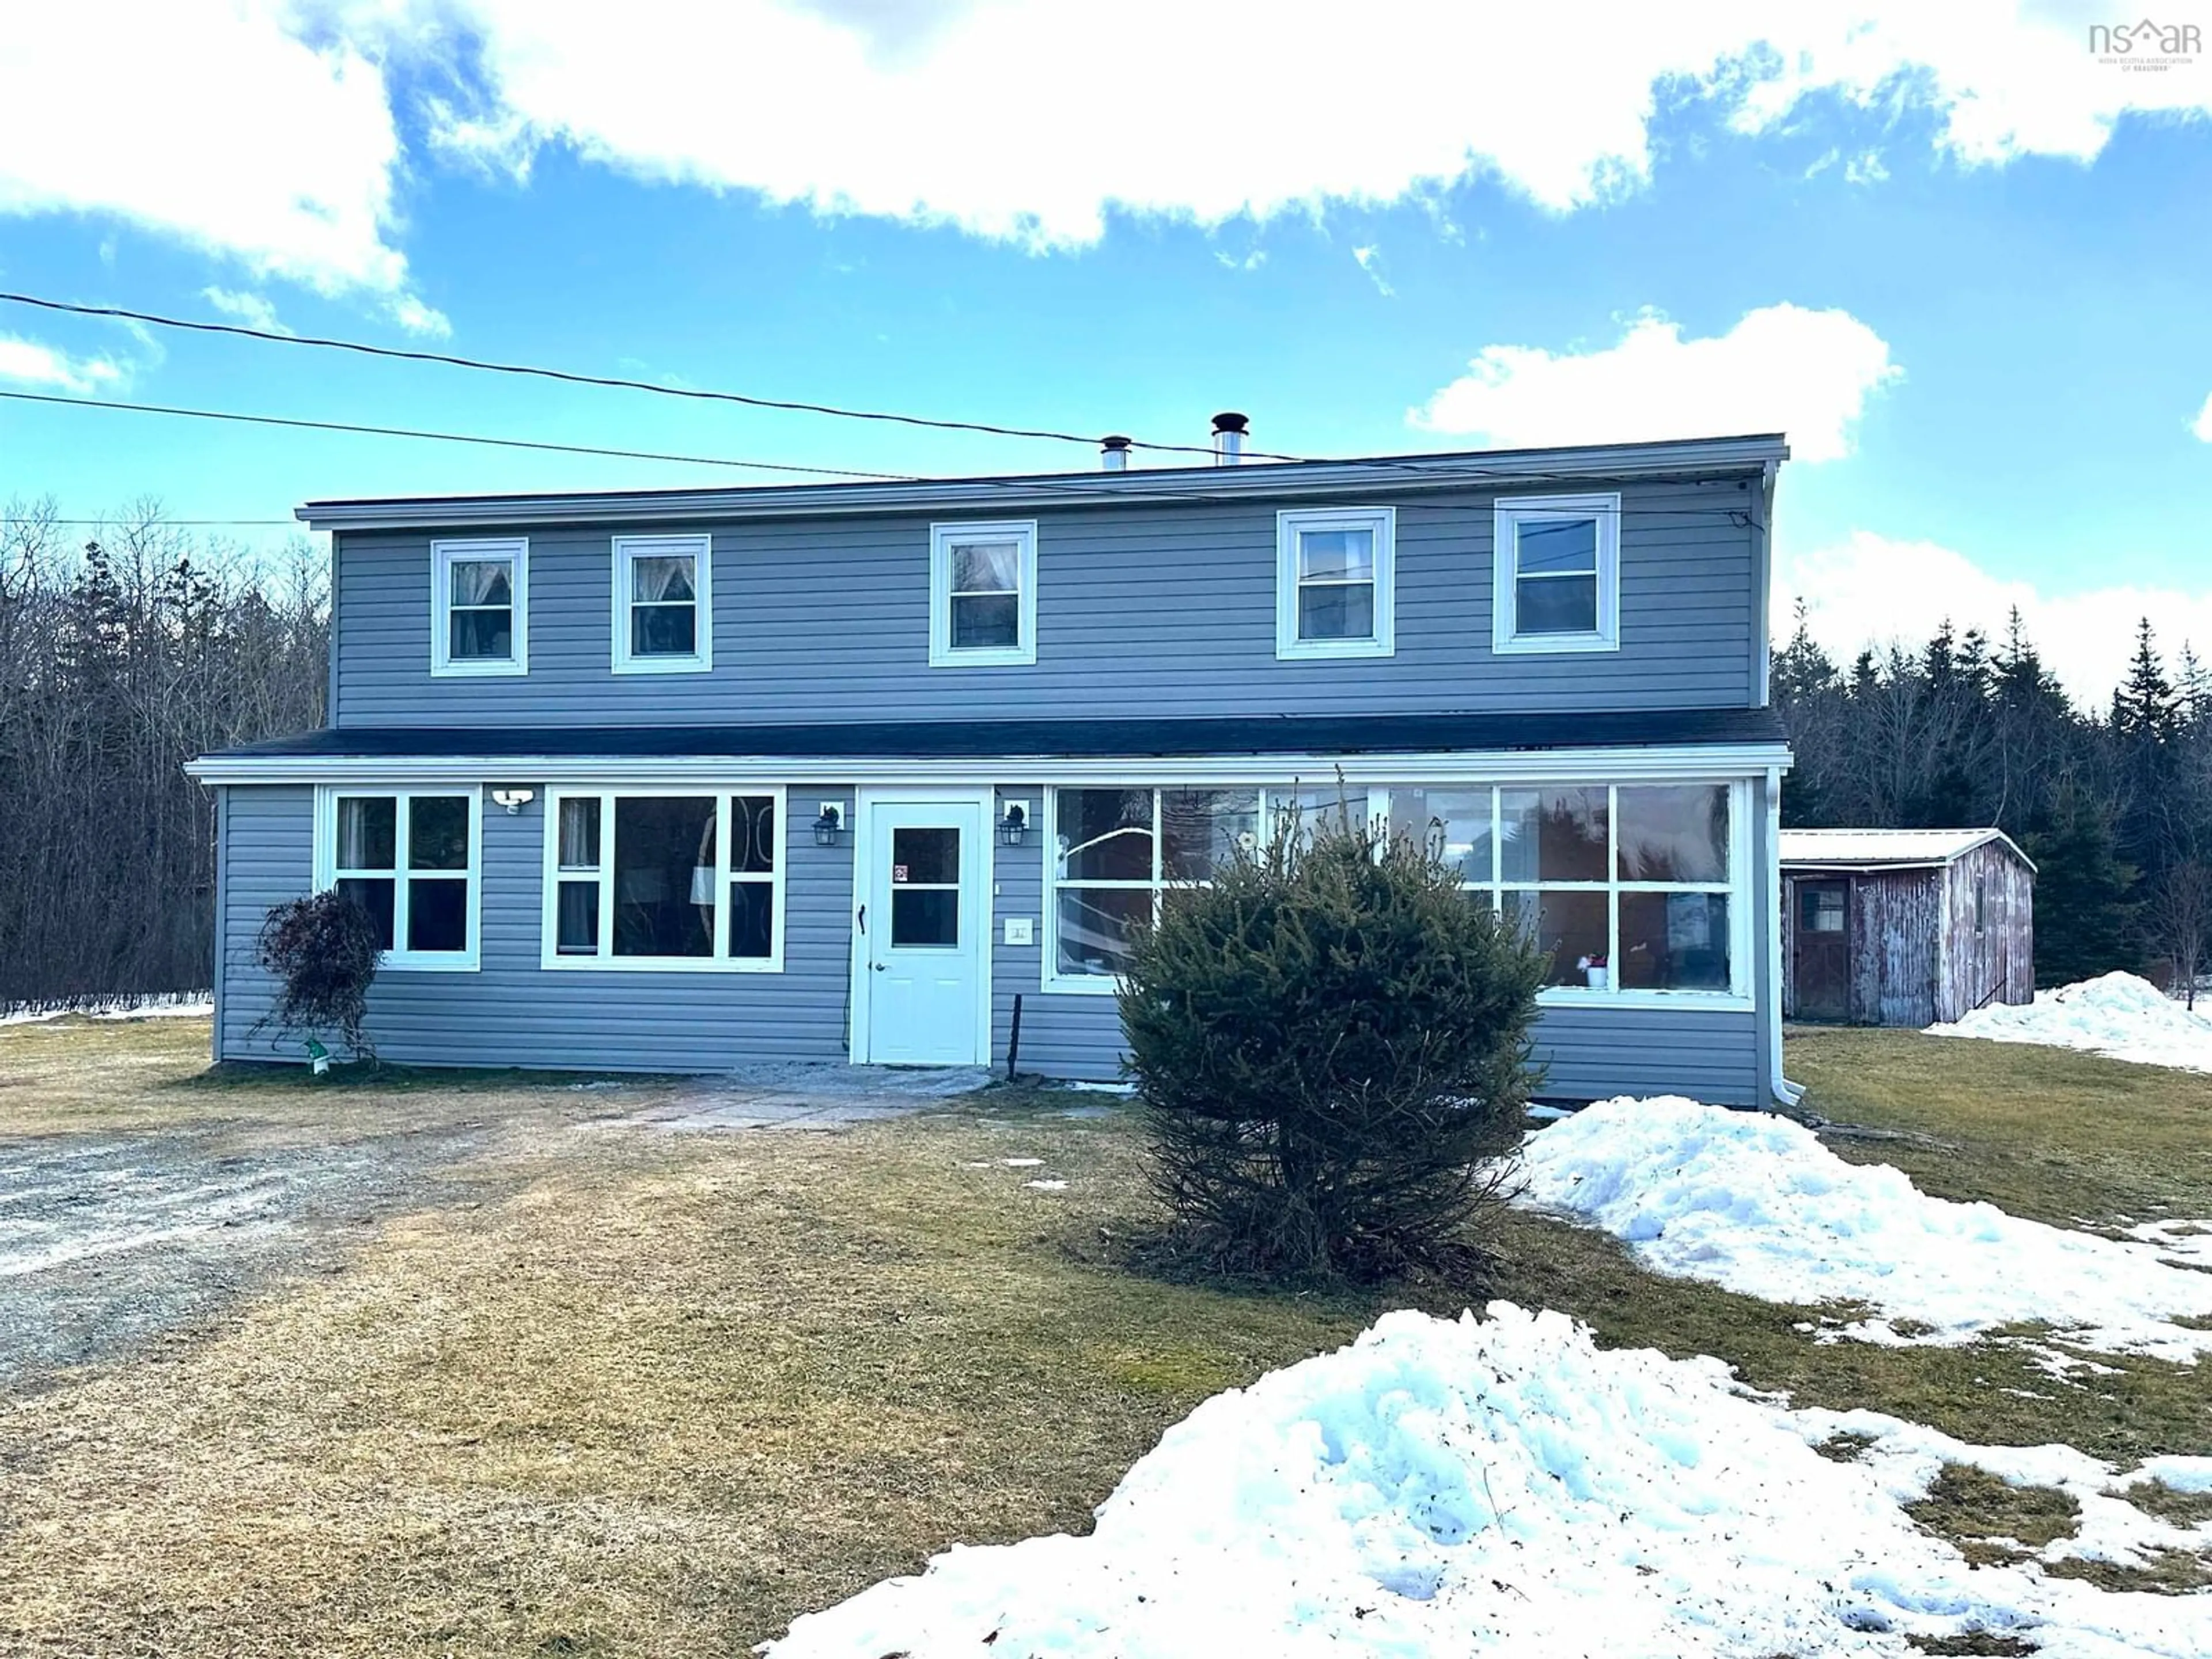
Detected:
[490,787,535,815]
[999,801,1029,846]
[813,802,845,846]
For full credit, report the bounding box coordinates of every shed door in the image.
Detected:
[1794,881,1850,1021]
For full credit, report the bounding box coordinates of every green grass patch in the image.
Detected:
[2115,1477,2212,1527]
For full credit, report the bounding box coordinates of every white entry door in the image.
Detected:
[858,796,989,1065]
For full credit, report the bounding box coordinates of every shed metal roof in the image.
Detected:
[1779,828,2035,873]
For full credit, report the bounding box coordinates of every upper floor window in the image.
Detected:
[613,534,712,674]
[316,786,480,971]
[431,539,527,677]
[929,520,1037,667]
[1493,493,1620,654]
[1276,507,1395,660]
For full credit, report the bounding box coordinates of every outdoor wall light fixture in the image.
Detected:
[999,801,1029,846]
[813,802,846,846]
[490,787,536,815]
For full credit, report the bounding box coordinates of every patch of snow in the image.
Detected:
[766,1304,2212,1658]
[2124,1218,2212,1270]
[1062,1081,1134,1096]
[998,1158,1044,1168]
[2136,1456,2212,1495]
[1022,1179,1067,1192]
[1515,1096,2212,1358]
[1928,971,2212,1073]
[1,992,213,1027]
[1525,1103,1575,1121]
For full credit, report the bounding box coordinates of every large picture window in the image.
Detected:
[317,787,480,971]
[1388,782,1740,996]
[543,788,782,970]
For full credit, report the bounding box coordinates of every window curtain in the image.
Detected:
[452,559,511,605]
[632,555,695,603]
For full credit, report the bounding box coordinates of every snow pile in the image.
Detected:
[767,1305,2212,1658]
[1927,971,2212,1072]
[0,993,213,1027]
[1516,1097,2212,1357]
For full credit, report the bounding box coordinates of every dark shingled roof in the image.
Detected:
[203,707,1788,763]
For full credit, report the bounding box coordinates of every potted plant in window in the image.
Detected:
[1577,952,1610,991]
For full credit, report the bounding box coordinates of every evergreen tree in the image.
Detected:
[2024,787,2141,985]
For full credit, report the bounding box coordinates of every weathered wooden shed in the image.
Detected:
[1779,829,2035,1027]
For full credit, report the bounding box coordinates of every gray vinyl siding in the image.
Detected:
[218,783,859,1070]
[335,478,1760,728]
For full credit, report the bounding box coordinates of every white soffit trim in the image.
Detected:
[187,741,1794,787]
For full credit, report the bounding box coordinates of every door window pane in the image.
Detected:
[338,877,395,950]
[336,797,396,870]
[891,889,959,948]
[1619,892,1730,991]
[1616,786,1728,882]
[1506,889,1608,988]
[891,827,960,886]
[1055,888,1150,977]
[613,796,716,957]
[1161,789,1259,880]
[1058,790,1154,880]
[408,796,470,870]
[556,880,599,953]
[728,880,775,959]
[1388,788,1492,884]
[407,877,468,953]
[1803,887,1846,933]
[1501,787,1608,882]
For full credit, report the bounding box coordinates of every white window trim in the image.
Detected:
[612,533,713,675]
[929,520,1038,668]
[1041,779,1751,1009]
[312,785,482,972]
[1276,506,1396,661]
[430,538,528,678]
[1041,785,1389,996]
[539,785,786,972]
[1493,493,1620,656]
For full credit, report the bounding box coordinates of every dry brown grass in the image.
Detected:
[0,1020,1374,1656]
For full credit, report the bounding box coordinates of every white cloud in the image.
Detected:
[201,287,292,335]
[1352,245,1395,298]
[2192,391,2212,442]
[0,334,130,395]
[0,2,416,302]
[3,3,2207,287]
[1777,531,2212,704]
[1411,305,1899,461]
[385,294,453,339]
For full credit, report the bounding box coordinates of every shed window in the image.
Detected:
[1975,874,1987,934]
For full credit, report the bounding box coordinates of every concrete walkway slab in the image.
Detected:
[636,1062,998,1132]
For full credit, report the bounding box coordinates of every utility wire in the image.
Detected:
[0,290,1780,503]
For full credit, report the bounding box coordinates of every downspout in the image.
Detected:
[1766,762,1804,1107]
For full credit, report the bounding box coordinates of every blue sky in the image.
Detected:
[2,2,2210,699]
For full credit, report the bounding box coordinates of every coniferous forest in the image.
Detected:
[1,502,2204,1008]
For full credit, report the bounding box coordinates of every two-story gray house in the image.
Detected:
[189,428,1796,1104]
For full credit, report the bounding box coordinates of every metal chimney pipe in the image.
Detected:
[1211,411,1249,465]
[1100,434,1132,472]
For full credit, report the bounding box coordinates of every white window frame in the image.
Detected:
[539,785,786,972]
[1043,785,1388,995]
[1042,779,1749,1007]
[1493,493,1620,656]
[929,520,1038,668]
[430,538,528,677]
[612,533,713,675]
[1276,506,1396,661]
[312,785,482,972]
